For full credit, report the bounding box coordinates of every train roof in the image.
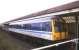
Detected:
[4,1,79,24]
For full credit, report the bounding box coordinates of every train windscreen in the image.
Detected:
[54,18,66,32]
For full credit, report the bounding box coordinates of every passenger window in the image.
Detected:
[42,22,52,32]
[30,22,52,32]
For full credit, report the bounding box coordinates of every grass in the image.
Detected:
[0,29,33,50]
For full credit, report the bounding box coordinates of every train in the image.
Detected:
[7,16,69,41]
[3,1,79,41]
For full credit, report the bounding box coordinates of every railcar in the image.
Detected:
[8,15,73,41]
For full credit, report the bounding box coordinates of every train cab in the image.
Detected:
[51,17,69,41]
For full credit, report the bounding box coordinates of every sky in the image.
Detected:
[0,0,77,24]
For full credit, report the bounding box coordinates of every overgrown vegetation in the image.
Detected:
[0,29,33,50]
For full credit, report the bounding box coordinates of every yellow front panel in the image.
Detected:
[52,32,69,41]
[53,32,61,40]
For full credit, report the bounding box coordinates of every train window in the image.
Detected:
[42,22,52,31]
[30,22,52,32]
[54,18,66,32]
[31,23,41,31]
[23,24,31,30]
[14,22,52,32]
[55,23,66,32]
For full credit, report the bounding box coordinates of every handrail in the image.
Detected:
[32,38,78,50]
